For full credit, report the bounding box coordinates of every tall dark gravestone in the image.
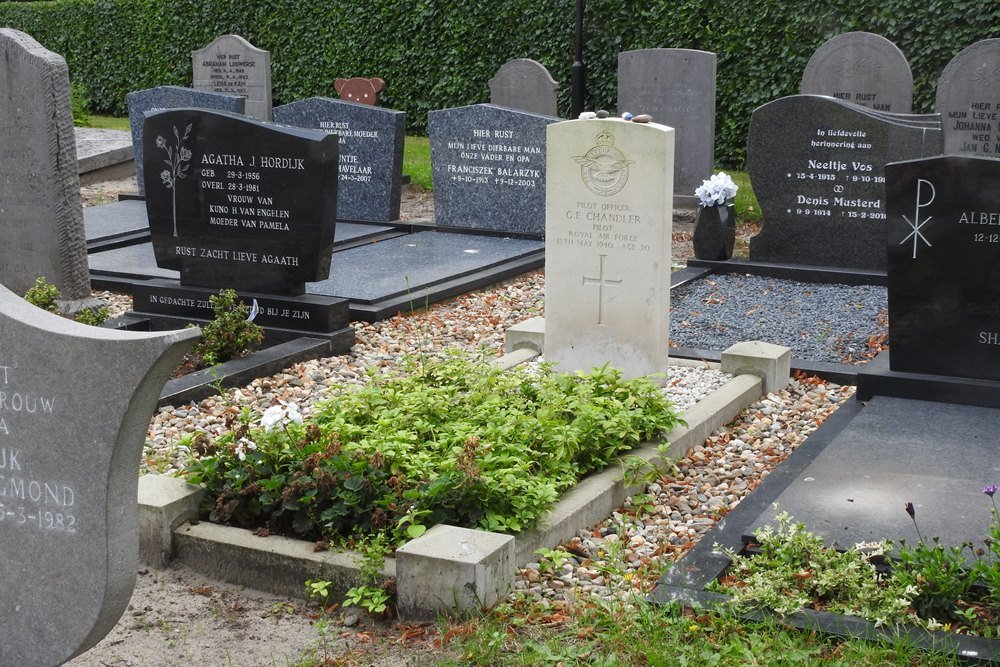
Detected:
[801,32,913,113]
[935,39,1000,157]
[143,108,338,295]
[885,155,1000,381]
[0,29,92,302]
[272,97,405,222]
[429,104,557,235]
[0,284,198,666]
[127,86,245,195]
[748,95,942,270]
[617,49,716,204]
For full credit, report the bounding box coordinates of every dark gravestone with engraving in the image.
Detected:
[127,86,245,195]
[748,95,942,270]
[617,49,716,203]
[143,108,338,295]
[885,155,1000,381]
[192,34,272,121]
[0,29,91,302]
[489,59,559,117]
[801,31,913,113]
[0,284,197,666]
[273,97,405,222]
[429,104,557,235]
[935,39,1000,157]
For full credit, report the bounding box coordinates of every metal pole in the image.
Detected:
[571,0,585,118]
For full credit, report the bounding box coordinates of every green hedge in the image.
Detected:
[2,0,997,168]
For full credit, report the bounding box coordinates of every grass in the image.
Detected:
[404,134,432,189]
[435,596,965,666]
[83,114,129,130]
[730,169,761,225]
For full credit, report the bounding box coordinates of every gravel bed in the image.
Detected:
[670,274,888,364]
[516,377,854,602]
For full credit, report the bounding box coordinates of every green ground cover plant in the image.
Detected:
[183,353,683,546]
[710,495,1000,636]
[189,288,265,367]
[22,276,109,325]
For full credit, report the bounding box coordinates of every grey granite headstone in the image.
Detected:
[0,29,92,302]
[935,39,1000,156]
[617,49,715,203]
[801,31,913,113]
[489,58,559,117]
[0,283,198,666]
[192,34,271,121]
[428,104,558,234]
[273,97,405,222]
[127,86,245,195]
[747,95,942,270]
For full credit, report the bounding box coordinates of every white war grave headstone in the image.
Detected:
[935,38,1000,157]
[0,29,92,304]
[545,117,674,378]
[192,34,272,121]
[0,284,198,666]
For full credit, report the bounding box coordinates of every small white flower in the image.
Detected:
[261,400,303,431]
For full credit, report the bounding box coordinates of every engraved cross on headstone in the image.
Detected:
[582,254,622,325]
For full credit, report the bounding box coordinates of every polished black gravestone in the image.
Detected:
[127,86,244,195]
[748,95,941,271]
[885,154,1000,381]
[143,108,338,295]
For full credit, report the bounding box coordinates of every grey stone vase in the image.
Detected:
[692,203,735,261]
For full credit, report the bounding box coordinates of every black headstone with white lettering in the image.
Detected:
[748,95,942,270]
[143,108,338,295]
[885,154,1000,381]
[127,86,245,195]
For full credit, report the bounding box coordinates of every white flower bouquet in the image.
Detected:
[695,172,739,207]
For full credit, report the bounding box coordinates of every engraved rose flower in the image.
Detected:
[157,123,194,237]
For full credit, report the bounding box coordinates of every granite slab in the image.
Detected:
[747,395,1000,553]
[307,231,544,302]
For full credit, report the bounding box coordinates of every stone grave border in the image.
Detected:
[670,262,883,386]
[134,339,781,619]
[649,398,1000,663]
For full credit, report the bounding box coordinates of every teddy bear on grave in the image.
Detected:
[334,77,384,105]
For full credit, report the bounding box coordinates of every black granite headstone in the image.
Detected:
[143,108,338,295]
[885,154,1000,381]
[272,96,405,222]
[127,86,245,195]
[748,95,942,270]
